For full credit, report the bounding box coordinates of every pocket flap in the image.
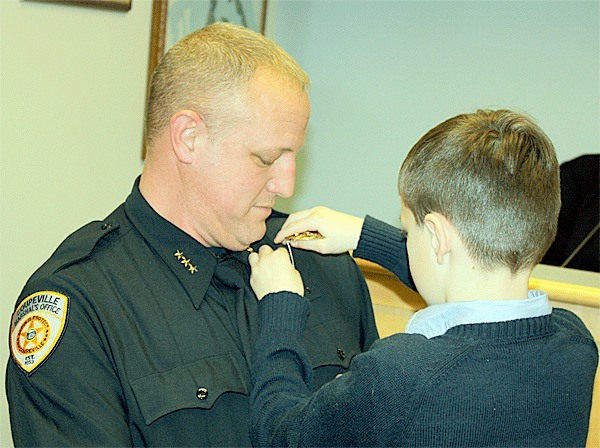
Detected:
[130,353,248,425]
[306,319,359,370]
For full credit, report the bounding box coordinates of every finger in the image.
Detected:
[248,252,258,266]
[274,215,311,243]
[274,208,325,242]
[287,238,326,253]
[257,245,274,255]
[276,217,325,243]
[274,247,294,263]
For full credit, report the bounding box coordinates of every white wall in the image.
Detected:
[0,1,598,446]
[270,0,600,226]
[0,0,150,445]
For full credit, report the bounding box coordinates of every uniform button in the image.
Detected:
[337,348,346,360]
[101,223,112,230]
[196,387,208,400]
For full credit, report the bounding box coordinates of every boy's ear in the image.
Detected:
[169,110,208,164]
[424,213,451,265]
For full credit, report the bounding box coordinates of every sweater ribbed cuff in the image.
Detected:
[354,215,405,265]
[258,292,310,335]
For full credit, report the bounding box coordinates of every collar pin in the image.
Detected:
[174,250,198,275]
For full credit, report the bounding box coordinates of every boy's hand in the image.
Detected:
[248,246,304,300]
[274,206,364,254]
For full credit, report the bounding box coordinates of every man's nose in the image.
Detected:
[267,159,296,198]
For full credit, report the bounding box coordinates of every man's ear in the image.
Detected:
[169,110,207,164]
[423,213,451,265]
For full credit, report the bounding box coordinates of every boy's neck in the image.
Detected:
[444,263,532,303]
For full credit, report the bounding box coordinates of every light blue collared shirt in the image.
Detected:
[405,290,552,339]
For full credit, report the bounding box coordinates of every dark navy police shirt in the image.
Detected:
[7,178,379,447]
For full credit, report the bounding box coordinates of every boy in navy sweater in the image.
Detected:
[248,109,598,446]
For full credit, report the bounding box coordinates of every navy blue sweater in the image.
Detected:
[251,216,598,447]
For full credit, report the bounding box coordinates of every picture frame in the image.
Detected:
[24,0,132,11]
[143,0,268,158]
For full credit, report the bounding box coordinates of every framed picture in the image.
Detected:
[143,0,268,157]
[24,0,132,11]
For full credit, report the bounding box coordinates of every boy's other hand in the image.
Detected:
[249,245,304,300]
[274,206,364,255]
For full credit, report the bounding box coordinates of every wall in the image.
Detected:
[270,0,600,226]
[0,0,150,445]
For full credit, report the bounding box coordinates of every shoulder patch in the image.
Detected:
[10,291,69,373]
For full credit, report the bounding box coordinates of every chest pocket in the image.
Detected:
[306,318,359,370]
[130,353,248,425]
[302,289,358,369]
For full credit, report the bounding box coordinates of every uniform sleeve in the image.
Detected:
[6,281,132,447]
[250,292,377,447]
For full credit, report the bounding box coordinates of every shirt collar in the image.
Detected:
[123,177,285,309]
[405,290,552,339]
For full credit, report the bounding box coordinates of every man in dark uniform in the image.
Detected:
[6,23,379,446]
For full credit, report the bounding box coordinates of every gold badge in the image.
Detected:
[10,291,69,373]
[285,231,324,242]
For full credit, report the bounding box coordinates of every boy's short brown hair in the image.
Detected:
[398,109,560,273]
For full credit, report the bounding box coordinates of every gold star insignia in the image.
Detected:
[18,316,50,351]
[174,250,198,275]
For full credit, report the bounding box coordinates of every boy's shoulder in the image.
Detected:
[551,307,597,343]
[366,308,597,360]
[365,332,468,368]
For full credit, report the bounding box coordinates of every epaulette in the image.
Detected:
[31,220,121,280]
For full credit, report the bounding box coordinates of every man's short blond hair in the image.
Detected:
[398,109,560,273]
[144,22,310,148]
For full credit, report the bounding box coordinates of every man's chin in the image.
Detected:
[246,225,268,247]
[229,222,268,251]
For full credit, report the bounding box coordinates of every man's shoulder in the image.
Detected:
[9,205,131,374]
[28,205,129,284]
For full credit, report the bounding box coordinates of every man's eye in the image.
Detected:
[255,155,276,167]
